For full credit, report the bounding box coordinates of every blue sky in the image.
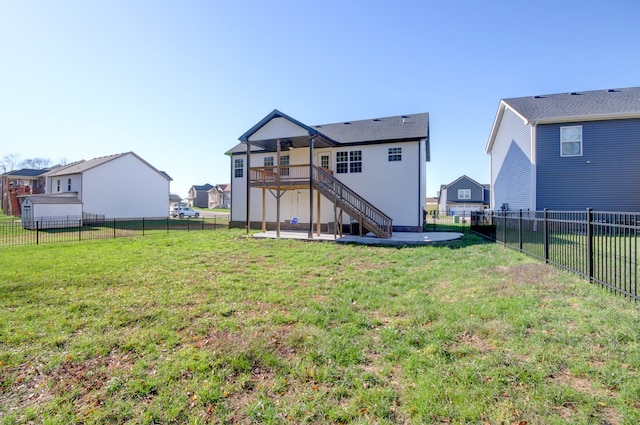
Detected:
[1,0,638,199]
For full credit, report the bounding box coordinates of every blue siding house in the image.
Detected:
[485,87,640,211]
[437,175,489,215]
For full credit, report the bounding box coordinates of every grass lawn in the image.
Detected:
[1,230,640,424]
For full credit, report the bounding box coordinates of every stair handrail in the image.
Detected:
[312,165,392,237]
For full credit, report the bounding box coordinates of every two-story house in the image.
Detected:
[437,175,489,216]
[226,109,430,238]
[188,184,214,208]
[24,151,172,220]
[486,87,640,211]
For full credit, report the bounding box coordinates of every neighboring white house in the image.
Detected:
[226,109,430,238]
[41,152,172,218]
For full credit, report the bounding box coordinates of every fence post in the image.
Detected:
[502,211,507,245]
[587,208,593,282]
[36,220,39,245]
[519,209,523,251]
[167,216,170,233]
[113,218,116,239]
[543,208,549,264]
[79,219,82,241]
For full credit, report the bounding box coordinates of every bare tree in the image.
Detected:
[20,157,52,169]
[0,153,21,174]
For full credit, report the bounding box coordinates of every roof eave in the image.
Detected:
[485,101,530,153]
[531,112,640,125]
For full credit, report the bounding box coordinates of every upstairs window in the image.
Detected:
[279,155,290,176]
[349,150,362,173]
[336,152,348,174]
[264,157,274,167]
[56,179,60,192]
[67,178,72,191]
[388,147,402,161]
[336,150,362,173]
[234,158,243,178]
[458,189,471,200]
[561,126,582,157]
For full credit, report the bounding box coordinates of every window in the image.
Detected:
[350,150,362,173]
[67,178,71,191]
[279,155,290,176]
[336,150,362,173]
[561,126,582,157]
[388,147,402,161]
[336,152,348,174]
[56,179,60,192]
[264,157,274,167]
[458,189,471,200]
[234,158,243,178]
[320,154,330,169]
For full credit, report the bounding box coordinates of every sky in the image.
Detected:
[1,0,638,199]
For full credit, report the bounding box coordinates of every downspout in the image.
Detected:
[531,122,537,211]
[246,141,251,234]
[418,139,422,229]
[308,137,314,239]
[276,139,281,238]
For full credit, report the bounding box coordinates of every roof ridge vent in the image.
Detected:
[570,92,582,95]
[608,89,620,92]
[343,122,351,125]
[534,95,546,99]
[373,118,381,122]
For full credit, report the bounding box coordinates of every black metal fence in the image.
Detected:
[423,211,471,233]
[471,209,640,300]
[0,216,227,248]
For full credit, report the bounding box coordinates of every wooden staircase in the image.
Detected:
[312,165,392,239]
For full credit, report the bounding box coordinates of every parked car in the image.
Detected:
[172,207,200,218]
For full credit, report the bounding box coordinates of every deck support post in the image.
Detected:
[308,137,314,239]
[276,139,281,238]
[317,190,321,236]
[262,187,266,232]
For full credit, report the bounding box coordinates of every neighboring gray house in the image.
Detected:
[485,87,640,211]
[188,184,213,208]
[437,175,489,216]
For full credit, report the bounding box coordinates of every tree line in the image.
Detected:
[0,154,68,174]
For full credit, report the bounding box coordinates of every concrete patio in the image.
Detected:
[251,230,463,246]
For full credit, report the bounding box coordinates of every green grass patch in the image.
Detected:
[1,230,639,423]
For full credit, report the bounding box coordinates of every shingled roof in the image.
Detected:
[311,112,430,144]
[502,86,640,123]
[486,86,640,153]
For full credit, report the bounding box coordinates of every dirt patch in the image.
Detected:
[491,263,560,295]
[548,368,601,396]
[1,352,136,417]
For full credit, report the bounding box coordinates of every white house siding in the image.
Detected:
[47,174,81,194]
[81,154,169,218]
[231,141,424,229]
[490,108,534,211]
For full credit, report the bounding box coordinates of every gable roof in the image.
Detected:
[46,152,171,181]
[231,110,429,158]
[191,184,214,191]
[442,175,485,190]
[486,86,640,153]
